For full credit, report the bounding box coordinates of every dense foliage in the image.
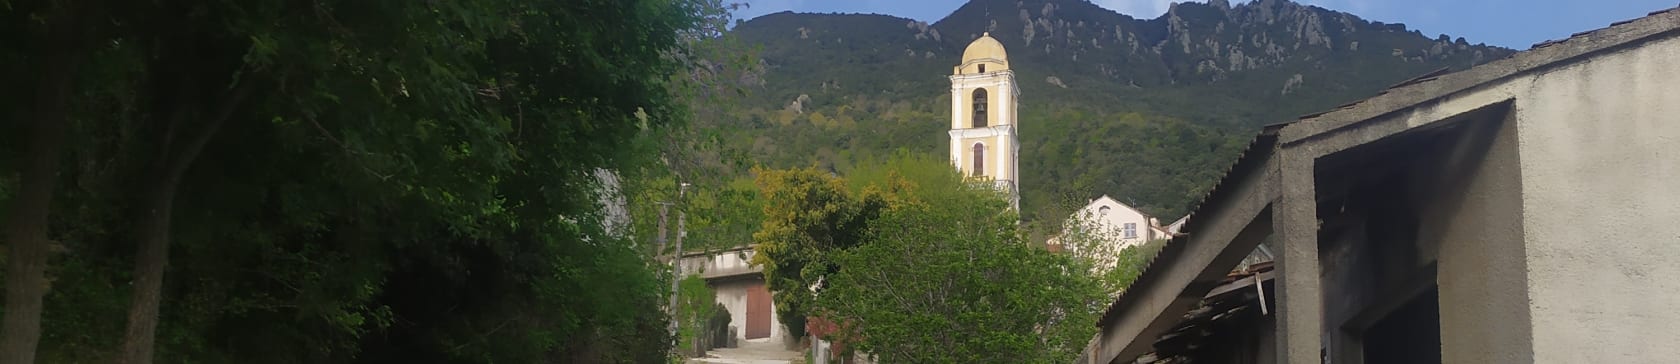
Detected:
[751,153,1120,362]
[748,166,889,339]
[821,163,1103,363]
[0,0,725,362]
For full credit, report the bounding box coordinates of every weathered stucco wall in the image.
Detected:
[1512,33,1680,362]
[1423,110,1534,364]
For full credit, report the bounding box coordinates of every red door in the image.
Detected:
[746,283,772,339]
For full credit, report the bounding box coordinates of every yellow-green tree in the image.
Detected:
[749,166,887,339]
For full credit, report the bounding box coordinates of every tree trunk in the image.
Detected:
[0,12,79,364]
[113,178,178,364]
[114,81,251,364]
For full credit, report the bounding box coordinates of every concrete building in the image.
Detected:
[949,32,1022,210]
[677,247,789,345]
[1088,7,1680,364]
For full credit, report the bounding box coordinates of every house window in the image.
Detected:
[972,143,985,176]
[1123,223,1138,239]
[1098,206,1111,216]
[971,88,988,128]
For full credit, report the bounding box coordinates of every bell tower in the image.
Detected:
[949,32,1020,210]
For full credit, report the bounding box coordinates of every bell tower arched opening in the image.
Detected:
[972,88,988,128]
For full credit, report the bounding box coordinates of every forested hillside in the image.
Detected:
[704,0,1513,221]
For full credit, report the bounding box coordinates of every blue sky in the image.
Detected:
[731,0,1677,49]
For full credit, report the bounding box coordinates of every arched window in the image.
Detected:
[972,88,988,128]
[972,143,985,176]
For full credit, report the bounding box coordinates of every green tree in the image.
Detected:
[749,166,888,339]
[750,153,1115,362]
[1054,208,1169,295]
[675,274,716,357]
[815,160,1104,363]
[0,2,89,360]
[1,0,727,362]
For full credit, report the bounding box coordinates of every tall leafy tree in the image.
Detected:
[0,1,101,361]
[2,0,726,362]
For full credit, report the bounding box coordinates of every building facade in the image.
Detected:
[676,247,788,345]
[1087,7,1680,364]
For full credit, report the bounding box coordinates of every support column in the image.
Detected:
[998,133,1012,182]
[949,81,964,169]
[1275,148,1322,364]
[950,82,963,129]
[999,78,1013,126]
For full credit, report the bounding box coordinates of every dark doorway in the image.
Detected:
[1363,287,1441,364]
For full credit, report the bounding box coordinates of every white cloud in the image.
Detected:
[1096,0,1184,18]
[1092,0,1389,19]
[1298,0,1377,15]
[741,0,808,14]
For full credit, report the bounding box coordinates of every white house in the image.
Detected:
[1080,195,1170,246]
[1051,195,1176,266]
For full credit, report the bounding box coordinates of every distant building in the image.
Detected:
[675,246,789,346]
[1087,7,1680,364]
[1051,195,1174,257]
[1163,215,1188,235]
[947,32,1021,210]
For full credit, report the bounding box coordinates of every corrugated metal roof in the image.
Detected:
[1098,126,1280,326]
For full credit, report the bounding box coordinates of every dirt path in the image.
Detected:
[686,340,803,364]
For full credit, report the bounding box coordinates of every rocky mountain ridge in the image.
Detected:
[713,0,1515,218]
[737,0,1511,124]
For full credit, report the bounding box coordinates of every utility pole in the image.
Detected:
[655,202,671,260]
[668,182,690,337]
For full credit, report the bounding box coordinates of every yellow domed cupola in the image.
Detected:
[956,32,1009,75]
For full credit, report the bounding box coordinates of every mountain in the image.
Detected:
[708,0,1514,221]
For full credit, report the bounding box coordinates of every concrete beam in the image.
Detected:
[1094,158,1278,364]
[1273,148,1322,364]
[699,266,764,281]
